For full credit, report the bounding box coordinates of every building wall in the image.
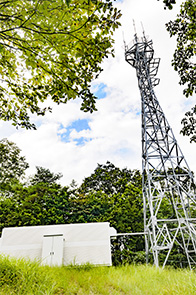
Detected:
[0,222,116,266]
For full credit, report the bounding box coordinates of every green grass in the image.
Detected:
[0,256,196,294]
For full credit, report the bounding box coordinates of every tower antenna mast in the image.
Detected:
[125,32,196,268]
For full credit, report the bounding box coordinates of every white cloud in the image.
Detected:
[1,0,195,185]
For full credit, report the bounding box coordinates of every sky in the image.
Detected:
[1,0,196,186]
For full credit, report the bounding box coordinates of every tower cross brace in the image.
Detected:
[125,34,196,268]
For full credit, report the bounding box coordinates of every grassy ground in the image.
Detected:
[0,255,196,294]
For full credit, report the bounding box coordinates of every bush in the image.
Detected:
[111,236,145,266]
[0,255,55,294]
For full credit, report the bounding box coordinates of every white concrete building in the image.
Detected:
[0,222,116,266]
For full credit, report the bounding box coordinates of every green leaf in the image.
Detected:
[65,0,71,6]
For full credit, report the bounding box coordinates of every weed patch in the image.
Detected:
[0,255,55,295]
[0,256,196,294]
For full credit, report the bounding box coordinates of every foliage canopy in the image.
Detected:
[0,0,121,129]
[30,166,62,186]
[166,0,196,142]
[166,0,196,98]
[0,138,29,186]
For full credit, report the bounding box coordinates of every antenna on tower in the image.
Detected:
[122,31,127,51]
[133,19,137,34]
[133,19,138,43]
[141,22,147,41]
[141,22,145,35]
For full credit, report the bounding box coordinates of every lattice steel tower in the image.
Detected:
[125,33,196,268]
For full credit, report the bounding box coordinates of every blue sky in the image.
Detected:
[94,83,107,100]
[58,119,91,145]
[57,83,108,146]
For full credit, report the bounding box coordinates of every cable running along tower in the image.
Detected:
[125,33,196,268]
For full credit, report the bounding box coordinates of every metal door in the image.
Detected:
[42,234,64,266]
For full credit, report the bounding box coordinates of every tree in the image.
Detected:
[30,166,62,186]
[0,165,67,233]
[180,108,196,143]
[70,162,143,229]
[166,0,196,142]
[0,195,18,232]
[0,138,29,186]
[0,0,121,129]
[0,182,71,233]
[79,161,142,195]
[166,0,195,98]
[77,161,143,233]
